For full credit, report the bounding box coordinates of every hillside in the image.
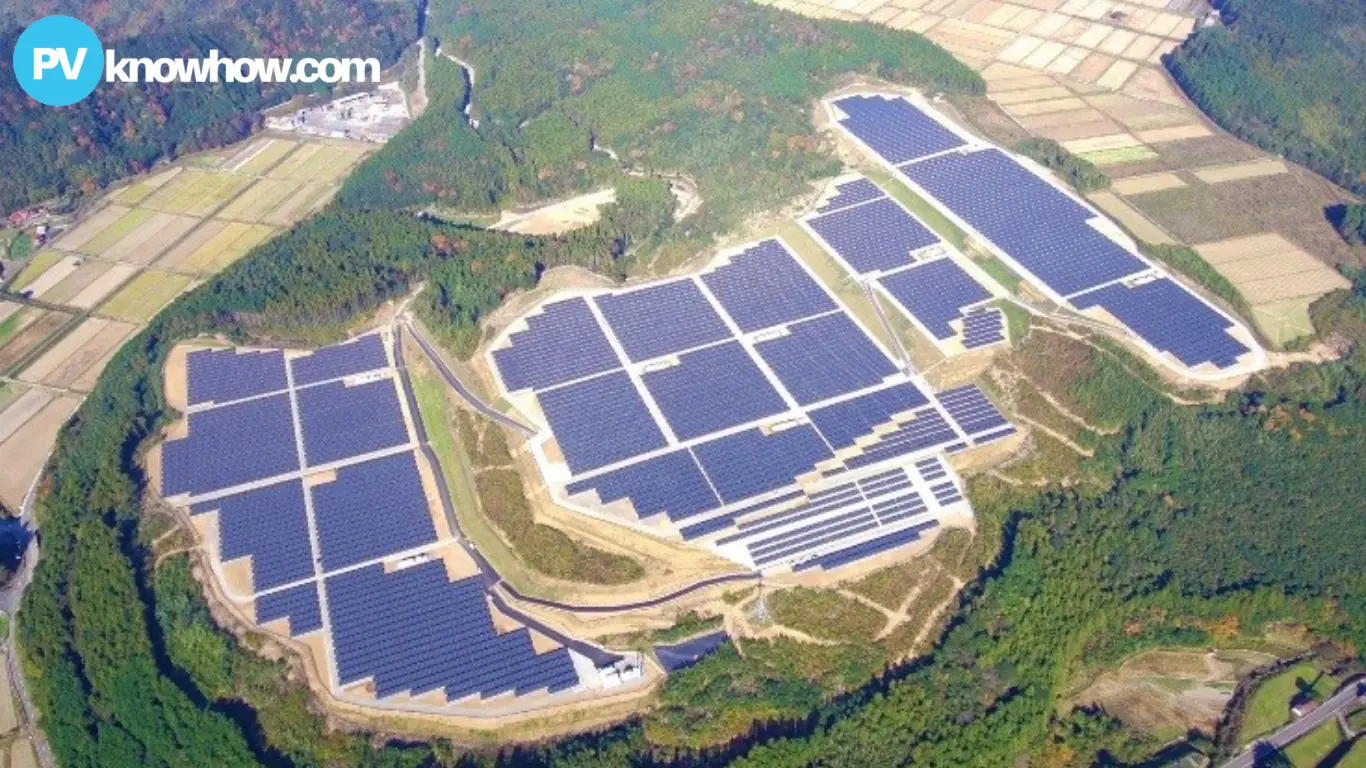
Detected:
[1166,0,1366,196]
[0,0,417,213]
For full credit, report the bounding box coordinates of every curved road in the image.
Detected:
[403,319,536,437]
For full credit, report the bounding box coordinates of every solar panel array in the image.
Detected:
[962,308,1006,349]
[833,94,967,164]
[492,298,622,392]
[538,371,667,473]
[700,240,837,332]
[807,381,930,449]
[807,198,938,275]
[878,258,992,340]
[191,481,312,592]
[565,449,720,522]
[815,178,884,214]
[793,520,940,572]
[298,380,410,466]
[594,281,731,362]
[256,583,323,636]
[186,348,287,405]
[1071,278,1250,368]
[900,149,1149,298]
[163,394,299,496]
[845,408,958,470]
[311,453,438,570]
[291,334,388,386]
[327,564,578,701]
[754,313,897,406]
[936,386,1010,442]
[643,342,788,441]
[692,426,833,504]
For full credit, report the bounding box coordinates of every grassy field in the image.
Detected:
[1240,663,1339,742]
[1283,721,1342,767]
[6,251,61,292]
[216,179,302,223]
[233,139,298,176]
[974,253,1024,293]
[97,271,192,322]
[1078,146,1161,166]
[1338,738,1366,768]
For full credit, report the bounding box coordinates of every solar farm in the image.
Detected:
[825,91,1266,379]
[156,332,614,713]
[488,237,1017,574]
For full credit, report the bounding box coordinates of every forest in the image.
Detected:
[1166,0,1366,196]
[1330,203,1366,246]
[10,0,1366,765]
[1014,138,1109,193]
[338,0,982,237]
[0,0,417,213]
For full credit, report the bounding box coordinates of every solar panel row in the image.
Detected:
[291,334,389,386]
[594,280,731,363]
[1070,278,1250,368]
[961,308,1005,349]
[844,409,958,470]
[936,385,1009,438]
[255,582,323,636]
[191,480,312,592]
[807,381,930,449]
[931,481,963,506]
[186,348,287,406]
[754,313,897,406]
[327,564,578,701]
[538,371,667,474]
[492,298,621,392]
[678,490,806,541]
[162,394,299,496]
[900,149,1148,298]
[815,178,884,214]
[298,379,410,467]
[700,240,837,332]
[564,449,721,522]
[311,453,438,571]
[793,520,940,572]
[717,482,862,544]
[643,341,788,441]
[807,197,938,275]
[833,94,967,164]
[878,257,992,340]
[692,425,833,504]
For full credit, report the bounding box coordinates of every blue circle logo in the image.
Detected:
[12,16,104,107]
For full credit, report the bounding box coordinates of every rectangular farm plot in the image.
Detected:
[0,395,81,508]
[0,388,52,444]
[169,222,276,274]
[15,254,82,298]
[227,138,299,176]
[65,264,139,310]
[99,213,201,264]
[263,182,334,226]
[50,205,130,252]
[17,318,136,391]
[0,309,73,375]
[97,270,193,322]
[216,178,304,223]
[141,171,252,216]
[114,167,183,206]
[266,143,324,179]
[78,208,157,254]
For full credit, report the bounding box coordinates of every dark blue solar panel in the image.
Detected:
[642,342,787,441]
[565,450,721,521]
[492,298,621,392]
[816,178,885,213]
[807,198,939,275]
[297,380,410,467]
[878,258,992,339]
[692,425,833,504]
[291,334,388,386]
[256,582,322,636]
[962,308,1005,349]
[327,564,578,700]
[191,481,312,591]
[162,394,299,496]
[901,150,1148,297]
[186,348,287,405]
[752,511,880,566]
[931,480,963,506]
[844,409,958,469]
[718,483,862,544]
[793,520,940,571]
[808,382,930,449]
[1070,278,1250,369]
[701,239,837,332]
[937,385,1009,437]
[858,468,914,499]
[833,94,967,164]
[678,489,806,541]
[593,280,731,362]
[538,371,667,473]
[755,313,897,406]
[311,453,438,571]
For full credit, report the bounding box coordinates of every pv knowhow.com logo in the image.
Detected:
[13,15,381,107]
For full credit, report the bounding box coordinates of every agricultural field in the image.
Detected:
[0,133,372,511]
[1239,662,1338,742]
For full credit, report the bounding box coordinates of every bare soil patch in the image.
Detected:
[0,395,80,507]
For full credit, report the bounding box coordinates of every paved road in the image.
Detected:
[3,463,58,768]
[402,319,536,437]
[502,572,759,614]
[1221,680,1366,768]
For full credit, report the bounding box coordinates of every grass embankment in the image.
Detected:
[768,587,887,644]
[406,355,644,588]
[1239,662,1338,741]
